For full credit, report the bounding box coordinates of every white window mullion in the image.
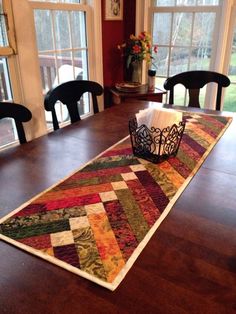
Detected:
[188,11,195,71]
[168,12,174,78]
[68,11,75,79]
[51,10,60,86]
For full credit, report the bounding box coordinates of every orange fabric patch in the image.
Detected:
[88,212,125,282]
[37,183,113,202]
[159,161,185,188]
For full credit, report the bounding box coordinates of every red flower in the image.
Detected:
[154,45,158,53]
[133,44,141,54]
[138,32,145,40]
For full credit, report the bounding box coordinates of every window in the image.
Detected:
[31,1,91,128]
[0,0,16,56]
[0,0,19,148]
[0,0,102,149]
[149,0,221,107]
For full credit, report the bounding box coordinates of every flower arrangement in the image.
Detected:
[118,31,158,69]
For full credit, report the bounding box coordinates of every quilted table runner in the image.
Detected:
[0,112,232,290]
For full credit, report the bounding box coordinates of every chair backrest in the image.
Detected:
[0,102,32,144]
[44,80,104,130]
[164,70,230,110]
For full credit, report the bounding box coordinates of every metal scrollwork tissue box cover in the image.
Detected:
[129,117,186,164]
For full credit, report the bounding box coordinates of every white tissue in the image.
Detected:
[135,108,183,155]
[136,108,182,130]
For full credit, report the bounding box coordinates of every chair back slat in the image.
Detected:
[188,89,200,108]
[67,102,81,123]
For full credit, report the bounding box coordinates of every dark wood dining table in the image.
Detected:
[0,101,236,314]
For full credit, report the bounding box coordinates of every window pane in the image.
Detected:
[169,47,189,75]
[63,0,81,3]
[56,51,77,84]
[39,53,57,93]
[153,0,219,5]
[192,12,215,47]
[154,0,197,5]
[153,13,171,45]
[31,0,81,2]
[0,57,12,100]
[152,47,169,76]
[189,47,211,70]
[34,10,54,51]
[197,0,219,5]
[0,57,17,147]
[172,13,192,46]
[71,11,86,48]
[153,0,175,6]
[0,118,17,146]
[54,11,71,50]
[176,0,196,5]
[224,84,236,112]
[74,50,87,80]
[0,0,9,47]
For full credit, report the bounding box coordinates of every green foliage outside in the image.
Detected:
[224,52,236,112]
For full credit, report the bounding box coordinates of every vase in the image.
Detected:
[131,60,142,84]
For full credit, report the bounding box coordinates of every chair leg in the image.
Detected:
[52,109,59,130]
[15,121,27,144]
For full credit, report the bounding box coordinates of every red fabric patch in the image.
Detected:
[71,166,131,180]
[104,200,138,260]
[46,194,101,211]
[54,244,80,268]
[102,148,133,157]
[167,157,190,179]
[13,203,47,218]
[18,234,51,250]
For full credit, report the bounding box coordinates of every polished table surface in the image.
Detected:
[1,102,236,314]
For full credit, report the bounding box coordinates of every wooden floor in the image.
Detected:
[0,103,236,314]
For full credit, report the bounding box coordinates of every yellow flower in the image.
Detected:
[117,31,158,68]
[130,34,138,41]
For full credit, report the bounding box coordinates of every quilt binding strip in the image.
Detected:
[0,112,232,291]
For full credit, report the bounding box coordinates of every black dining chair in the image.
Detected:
[44,80,104,130]
[0,102,32,144]
[163,70,230,110]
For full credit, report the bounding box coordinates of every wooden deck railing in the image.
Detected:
[38,55,83,94]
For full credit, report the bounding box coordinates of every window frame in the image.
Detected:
[4,0,103,143]
[29,1,103,94]
[136,0,233,110]
[0,0,17,56]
